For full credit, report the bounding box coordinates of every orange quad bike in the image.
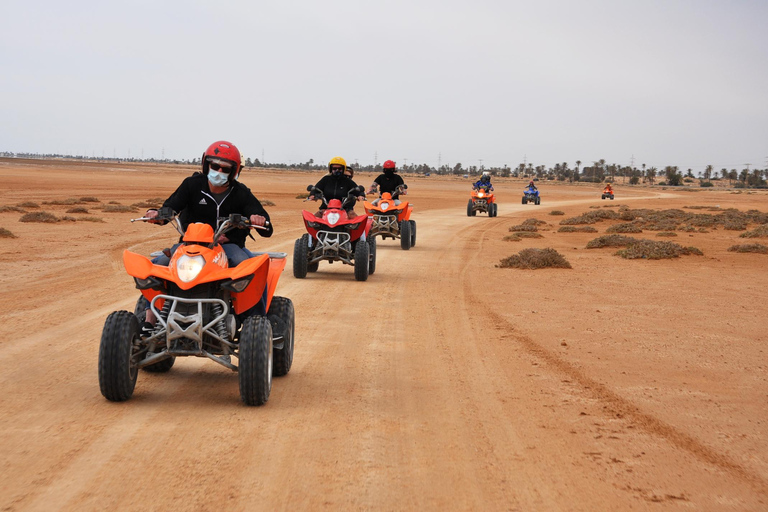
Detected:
[468,185,498,217]
[98,207,294,406]
[602,187,615,200]
[363,185,416,250]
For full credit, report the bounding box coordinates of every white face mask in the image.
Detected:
[208,170,229,187]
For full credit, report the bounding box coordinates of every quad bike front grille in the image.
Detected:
[315,231,352,257]
[370,214,399,236]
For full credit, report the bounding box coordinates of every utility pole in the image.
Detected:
[479,158,483,169]
[630,154,635,168]
[403,158,408,167]
[374,151,377,165]
[438,152,441,169]
[745,163,751,171]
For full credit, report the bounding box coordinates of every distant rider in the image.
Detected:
[368,160,408,205]
[308,156,364,218]
[526,180,538,192]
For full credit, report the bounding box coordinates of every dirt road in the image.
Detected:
[1,160,766,510]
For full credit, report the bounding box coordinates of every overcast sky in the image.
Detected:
[2,0,767,172]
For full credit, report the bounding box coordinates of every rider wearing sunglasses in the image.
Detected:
[308,156,364,218]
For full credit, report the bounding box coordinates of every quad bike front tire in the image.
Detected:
[535,197,541,205]
[466,199,473,217]
[400,220,412,250]
[354,239,370,281]
[368,237,377,275]
[293,234,309,278]
[133,296,175,373]
[239,316,273,405]
[99,311,140,402]
[409,220,416,247]
[601,194,606,200]
[268,296,294,377]
[522,197,527,205]
[307,261,319,272]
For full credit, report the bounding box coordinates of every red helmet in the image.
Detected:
[383,160,396,169]
[202,141,241,181]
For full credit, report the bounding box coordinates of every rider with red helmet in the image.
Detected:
[368,160,408,205]
[146,140,273,266]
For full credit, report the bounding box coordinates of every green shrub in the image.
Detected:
[498,248,572,269]
[19,211,59,223]
[699,181,714,187]
[727,243,768,254]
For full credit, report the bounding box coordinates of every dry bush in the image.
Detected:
[108,201,121,205]
[131,201,162,209]
[602,204,622,208]
[102,204,137,213]
[79,196,100,203]
[0,227,17,238]
[296,193,309,199]
[615,240,702,259]
[740,224,768,238]
[17,201,39,208]
[66,207,89,214]
[698,228,709,233]
[42,198,82,205]
[586,235,640,248]
[723,220,747,231]
[560,210,619,225]
[589,205,600,209]
[747,210,768,224]
[549,210,565,216]
[522,218,547,226]
[0,205,26,213]
[656,232,677,237]
[78,216,105,222]
[558,226,598,233]
[504,232,544,241]
[509,224,538,232]
[19,211,59,223]
[727,243,768,254]
[606,222,643,234]
[260,199,276,207]
[677,225,696,232]
[498,248,572,269]
[60,215,77,222]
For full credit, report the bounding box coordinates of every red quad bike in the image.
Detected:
[98,207,294,406]
[363,185,416,250]
[294,186,375,281]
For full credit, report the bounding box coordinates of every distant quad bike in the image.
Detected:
[99,208,294,406]
[294,185,375,281]
[363,186,416,250]
[602,187,615,200]
[467,186,498,217]
[522,188,541,205]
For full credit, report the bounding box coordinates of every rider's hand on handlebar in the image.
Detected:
[308,195,316,201]
[249,214,266,227]
[145,209,162,224]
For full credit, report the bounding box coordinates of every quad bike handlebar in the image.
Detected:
[305,185,365,208]
[131,209,270,246]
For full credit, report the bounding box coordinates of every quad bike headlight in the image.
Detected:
[176,254,205,282]
[380,202,390,210]
[478,191,485,197]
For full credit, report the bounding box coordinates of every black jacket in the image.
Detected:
[313,174,363,210]
[163,173,273,248]
[374,172,406,197]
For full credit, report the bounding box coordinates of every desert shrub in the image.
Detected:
[296,193,309,199]
[498,248,572,269]
[79,196,100,203]
[0,227,17,238]
[78,216,105,222]
[699,181,714,187]
[615,240,702,259]
[131,201,162,209]
[60,215,77,222]
[678,225,696,232]
[66,207,89,214]
[727,243,768,254]
[509,224,537,232]
[549,210,565,216]
[0,205,26,213]
[698,228,709,233]
[504,232,544,241]
[522,218,546,226]
[723,220,747,230]
[747,210,768,224]
[17,201,39,208]
[740,224,768,238]
[586,235,639,248]
[558,226,598,233]
[560,210,619,225]
[108,201,121,205]
[656,232,677,237]
[19,211,59,223]
[42,198,81,205]
[102,204,137,213]
[606,222,643,233]
[260,199,276,207]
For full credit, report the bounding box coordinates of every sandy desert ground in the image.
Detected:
[1,158,767,511]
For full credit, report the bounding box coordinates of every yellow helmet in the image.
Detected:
[328,156,347,174]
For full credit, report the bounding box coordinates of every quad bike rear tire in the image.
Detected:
[133,296,175,373]
[491,203,498,217]
[268,296,294,377]
[466,199,473,217]
[99,311,140,402]
[293,234,309,278]
[522,197,527,204]
[400,220,412,250]
[354,239,370,281]
[368,237,377,275]
[409,220,416,247]
[239,316,273,406]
